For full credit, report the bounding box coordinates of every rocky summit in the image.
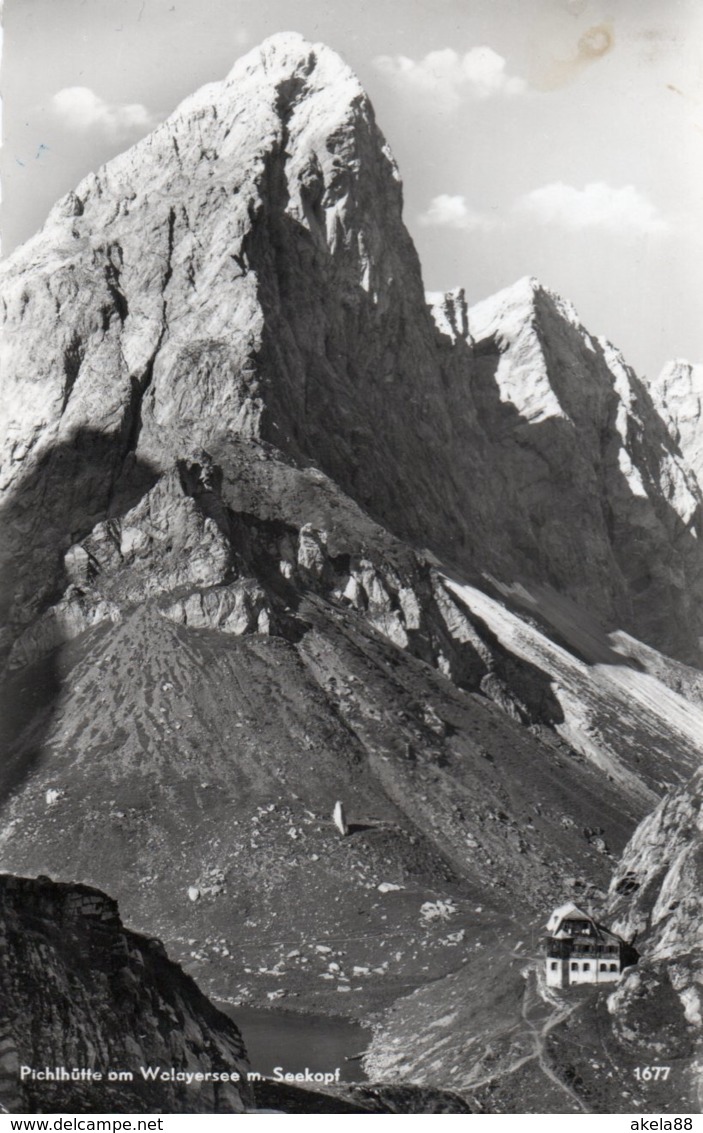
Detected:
[1,32,702,1114]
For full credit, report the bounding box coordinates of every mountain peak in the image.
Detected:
[649,358,703,498]
[225,30,363,99]
[427,287,468,342]
[467,275,587,344]
[656,358,703,383]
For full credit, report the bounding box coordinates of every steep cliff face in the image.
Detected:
[0,873,251,1114]
[2,33,702,665]
[649,360,703,497]
[460,282,703,662]
[605,768,703,1090]
[0,32,446,653]
[609,766,703,957]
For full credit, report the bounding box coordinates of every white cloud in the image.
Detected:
[373,46,526,110]
[418,194,499,232]
[515,181,669,235]
[50,87,154,137]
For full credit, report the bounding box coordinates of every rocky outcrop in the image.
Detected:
[648,360,703,498]
[0,873,252,1113]
[606,766,703,1077]
[13,423,699,817]
[608,766,703,956]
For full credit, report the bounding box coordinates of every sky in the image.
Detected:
[1,0,702,379]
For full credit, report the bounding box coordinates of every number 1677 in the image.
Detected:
[634,1066,671,1081]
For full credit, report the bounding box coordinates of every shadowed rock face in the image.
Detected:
[0,873,252,1114]
[649,360,703,498]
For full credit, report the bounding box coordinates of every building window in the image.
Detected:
[609,964,618,972]
[583,962,591,970]
[550,962,558,970]
[600,963,608,970]
[570,962,578,970]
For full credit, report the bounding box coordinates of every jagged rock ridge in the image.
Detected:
[0,873,251,1114]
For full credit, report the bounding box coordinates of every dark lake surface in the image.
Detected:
[217,1003,368,1082]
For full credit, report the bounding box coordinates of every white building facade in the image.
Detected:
[545,902,635,989]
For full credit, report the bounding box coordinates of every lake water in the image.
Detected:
[217,1003,368,1083]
